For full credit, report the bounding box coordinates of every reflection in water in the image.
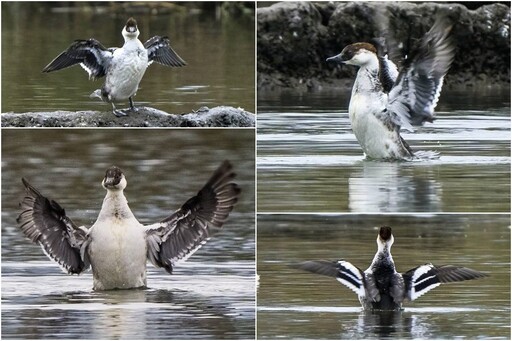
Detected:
[258,305,495,339]
[4,285,252,339]
[340,310,470,340]
[342,309,489,339]
[2,265,256,339]
[348,162,441,212]
[91,290,149,340]
[257,98,510,212]
[343,311,425,339]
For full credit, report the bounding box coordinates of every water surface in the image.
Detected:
[257,214,510,339]
[2,3,255,114]
[2,129,255,339]
[257,88,510,212]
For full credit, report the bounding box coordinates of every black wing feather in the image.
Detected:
[145,36,187,67]
[42,39,112,79]
[403,263,487,301]
[17,178,89,274]
[145,161,240,273]
[386,15,455,130]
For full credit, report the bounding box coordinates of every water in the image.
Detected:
[257,87,511,213]
[1,3,255,114]
[257,214,510,339]
[1,129,255,339]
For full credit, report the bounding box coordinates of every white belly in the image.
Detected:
[88,217,147,290]
[105,49,149,102]
[349,92,408,159]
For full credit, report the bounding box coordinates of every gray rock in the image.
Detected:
[258,1,510,90]
[1,106,255,128]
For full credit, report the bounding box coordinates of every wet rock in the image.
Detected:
[1,106,255,128]
[258,1,510,90]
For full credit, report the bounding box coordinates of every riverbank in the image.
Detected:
[258,2,510,90]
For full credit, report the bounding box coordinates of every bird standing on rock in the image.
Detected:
[43,17,186,117]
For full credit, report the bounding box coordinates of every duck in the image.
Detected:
[326,16,455,160]
[16,161,240,290]
[297,226,487,311]
[42,17,186,117]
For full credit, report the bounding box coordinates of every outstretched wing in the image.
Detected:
[145,36,187,67]
[17,178,90,274]
[145,161,240,274]
[387,16,455,131]
[403,263,487,301]
[42,39,113,80]
[296,260,367,298]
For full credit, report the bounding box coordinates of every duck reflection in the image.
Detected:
[340,310,437,339]
[348,161,442,212]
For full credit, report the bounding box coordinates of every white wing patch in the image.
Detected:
[408,263,441,301]
[335,260,365,298]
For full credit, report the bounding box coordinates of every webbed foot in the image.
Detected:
[113,109,129,117]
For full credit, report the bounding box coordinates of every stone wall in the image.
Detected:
[257,2,510,90]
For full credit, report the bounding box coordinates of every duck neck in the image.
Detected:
[371,241,395,271]
[354,61,381,93]
[97,189,136,222]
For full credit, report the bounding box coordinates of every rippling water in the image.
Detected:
[257,214,510,339]
[1,129,255,339]
[257,88,511,213]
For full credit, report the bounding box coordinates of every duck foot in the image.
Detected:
[113,109,129,117]
[111,97,138,117]
[113,108,138,117]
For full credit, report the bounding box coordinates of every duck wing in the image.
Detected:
[371,37,399,94]
[42,39,113,80]
[145,161,240,274]
[297,260,368,299]
[17,178,90,274]
[386,16,455,131]
[145,36,187,67]
[402,263,488,301]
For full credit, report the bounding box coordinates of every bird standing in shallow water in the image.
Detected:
[43,17,186,117]
[297,226,487,311]
[327,16,455,160]
[17,161,240,290]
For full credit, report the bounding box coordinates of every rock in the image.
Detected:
[257,1,511,90]
[182,106,256,127]
[1,106,255,128]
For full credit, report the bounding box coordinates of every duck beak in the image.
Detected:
[103,176,117,188]
[326,53,344,64]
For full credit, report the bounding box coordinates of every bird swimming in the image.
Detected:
[17,161,240,290]
[42,17,186,117]
[297,226,487,311]
[327,16,455,160]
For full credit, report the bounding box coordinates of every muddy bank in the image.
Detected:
[258,2,510,90]
[1,106,255,127]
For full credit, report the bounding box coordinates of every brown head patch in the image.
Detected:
[126,17,137,27]
[351,42,377,54]
[341,42,377,61]
[379,226,392,241]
